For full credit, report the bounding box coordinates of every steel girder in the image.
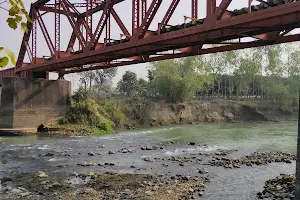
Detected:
[6,0,300,75]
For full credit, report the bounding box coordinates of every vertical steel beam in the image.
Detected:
[132,0,162,43]
[192,0,198,19]
[142,0,147,20]
[111,8,130,36]
[296,92,300,198]
[86,0,93,44]
[55,0,60,58]
[207,0,216,16]
[132,0,140,34]
[106,12,111,45]
[161,0,180,28]
[32,20,37,64]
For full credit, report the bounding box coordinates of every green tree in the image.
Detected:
[1,0,32,67]
[117,71,139,97]
[149,57,206,102]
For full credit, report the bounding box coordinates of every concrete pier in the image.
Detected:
[0,77,71,129]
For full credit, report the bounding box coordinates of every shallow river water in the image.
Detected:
[0,122,298,200]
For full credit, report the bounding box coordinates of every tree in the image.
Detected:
[1,0,32,67]
[149,57,207,102]
[117,71,139,97]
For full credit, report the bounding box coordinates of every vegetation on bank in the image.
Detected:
[55,43,299,135]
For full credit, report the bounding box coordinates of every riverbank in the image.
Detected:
[40,98,298,136]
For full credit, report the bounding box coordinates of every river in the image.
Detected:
[0,122,298,200]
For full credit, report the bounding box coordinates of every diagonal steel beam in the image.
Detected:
[35,10,56,57]
[111,8,130,36]
[161,0,180,28]
[67,19,82,52]
[16,8,34,68]
[61,0,86,48]
[131,0,162,43]
[216,0,232,20]
[89,0,113,50]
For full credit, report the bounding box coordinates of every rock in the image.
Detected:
[189,188,194,193]
[124,189,131,193]
[198,192,204,196]
[44,152,54,157]
[224,112,234,121]
[20,192,31,197]
[70,172,78,177]
[189,142,196,145]
[108,150,117,154]
[166,190,172,194]
[89,172,97,179]
[10,188,22,194]
[182,176,191,181]
[37,171,48,178]
[145,190,154,196]
[130,165,136,168]
[98,163,104,166]
[99,145,105,148]
[179,163,184,166]
[142,157,154,162]
[78,172,87,178]
[285,160,292,164]
[51,182,61,188]
[146,146,153,150]
[118,148,134,153]
[1,177,12,184]
[88,152,95,156]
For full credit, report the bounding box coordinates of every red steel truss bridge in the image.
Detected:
[1,0,300,85]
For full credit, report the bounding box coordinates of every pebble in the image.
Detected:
[88,152,95,156]
[37,171,48,178]
[10,188,22,194]
[108,150,117,154]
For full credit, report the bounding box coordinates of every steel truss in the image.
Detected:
[1,0,300,83]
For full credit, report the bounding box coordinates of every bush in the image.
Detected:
[59,98,114,135]
[101,100,126,128]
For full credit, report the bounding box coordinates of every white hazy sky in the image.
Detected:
[0,0,283,89]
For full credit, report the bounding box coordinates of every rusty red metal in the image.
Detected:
[1,0,300,86]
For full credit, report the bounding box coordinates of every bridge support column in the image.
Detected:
[0,77,71,129]
[296,92,300,198]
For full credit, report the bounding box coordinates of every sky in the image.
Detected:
[0,0,284,90]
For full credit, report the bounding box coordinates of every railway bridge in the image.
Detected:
[0,0,299,196]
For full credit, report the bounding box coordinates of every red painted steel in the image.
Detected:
[2,0,300,86]
[161,0,180,29]
[55,0,60,58]
[132,0,140,34]
[192,0,198,19]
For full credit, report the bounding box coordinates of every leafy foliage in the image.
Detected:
[1,0,32,68]
[59,95,114,135]
[149,57,207,102]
